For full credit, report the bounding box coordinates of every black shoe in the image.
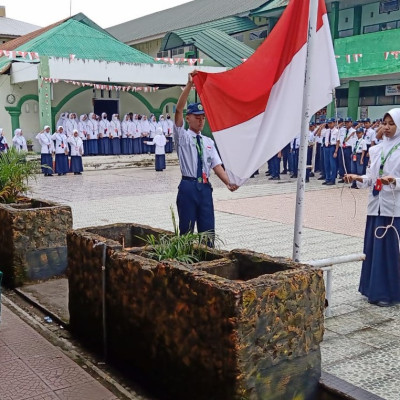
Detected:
[326,181,335,185]
[290,174,297,178]
[305,179,309,183]
[254,170,259,175]
[338,179,345,183]
[322,181,328,185]
[281,170,288,174]
[310,172,315,177]
[376,301,392,307]
[317,176,325,180]
[272,176,280,180]
[58,173,62,176]
[265,172,271,176]
[250,174,255,178]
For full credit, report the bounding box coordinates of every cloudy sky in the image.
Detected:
[3,0,192,29]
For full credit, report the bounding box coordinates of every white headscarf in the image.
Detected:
[381,108,400,153]
[14,128,22,136]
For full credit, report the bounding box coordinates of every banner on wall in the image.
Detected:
[385,84,400,96]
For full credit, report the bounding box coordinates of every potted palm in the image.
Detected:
[0,148,73,287]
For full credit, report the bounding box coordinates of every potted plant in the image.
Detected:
[0,147,73,287]
[26,139,34,152]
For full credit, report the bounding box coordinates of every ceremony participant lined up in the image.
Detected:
[144,127,167,171]
[36,126,54,176]
[68,129,84,175]
[345,108,400,307]
[12,129,27,152]
[0,129,8,153]
[323,118,339,185]
[174,72,238,239]
[52,126,69,176]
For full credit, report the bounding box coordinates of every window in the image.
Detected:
[249,29,268,41]
[359,87,378,106]
[188,45,195,52]
[232,33,244,42]
[172,47,184,56]
[363,24,380,33]
[336,89,348,108]
[156,50,169,58]
[338,29,353,38]
[379,0,399,13]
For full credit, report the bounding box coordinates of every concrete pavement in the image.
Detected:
[3,156,400,399]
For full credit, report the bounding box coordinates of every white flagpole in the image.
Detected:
[292,0,319,262]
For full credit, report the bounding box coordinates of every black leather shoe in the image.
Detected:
[338,179,345,183]
[317,176,325,180]
[281,170,288,174]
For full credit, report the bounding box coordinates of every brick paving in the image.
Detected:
[0,305,117,400]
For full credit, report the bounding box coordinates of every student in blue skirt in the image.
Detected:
[68,129,84,175]
[345,108,400,307]
[144,127,167,171]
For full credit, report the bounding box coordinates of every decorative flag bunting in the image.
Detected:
[193,0,340,185]
[353,53,362,62]
[0,50,39,59]
[154,57,204,65]
[41,77,159,92]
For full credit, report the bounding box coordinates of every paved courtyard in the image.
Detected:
[19,160,400,399]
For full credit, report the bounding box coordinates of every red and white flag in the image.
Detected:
[193,0,340,185]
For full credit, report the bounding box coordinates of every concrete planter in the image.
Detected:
[67,223,325,400]
[0,198,73,287]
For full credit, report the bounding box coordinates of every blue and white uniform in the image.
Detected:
[36,126,54,175]
[173,122,222,235]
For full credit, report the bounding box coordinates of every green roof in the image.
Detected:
[8,18,155,64]
[190,28,254,68]
[161,16,257,51]
[250,0,288,17]
[107,0,269,43]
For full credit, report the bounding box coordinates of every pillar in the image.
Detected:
[347,80,360,120]
[38,56,53,131]
[329,1,339,40]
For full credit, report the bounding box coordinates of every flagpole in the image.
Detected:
[292,0,319,262]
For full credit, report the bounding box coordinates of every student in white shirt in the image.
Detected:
[144,127,167,171]
[12,129,27,152]
[68,129,84,175]
[36,125,54,176]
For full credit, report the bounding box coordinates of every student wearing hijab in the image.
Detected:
[141,115,152,154]
[0,128,8,153]
[110,114,121,155]
[345,108,400,307]
[56,112,68,131]
[65,113,78,138]
[68,129,84,175]
[51,126,69,175]
[12,129,27,152]
[78,114,88,155]
[165,113,174,153]
[36,126,54,176]
[121,114,131,155]
[99,112,111,155]
[144,127,167,171]
[87,112,99,156]
[132,114,142,154]
[148,114,157,154]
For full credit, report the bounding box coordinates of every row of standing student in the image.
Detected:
[36,126,84,176]
[55,112,174,156]
[266,117,383,183]
[35,125,169,176]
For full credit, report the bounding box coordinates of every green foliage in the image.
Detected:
[140,206,223,264]
[0,148,40,203]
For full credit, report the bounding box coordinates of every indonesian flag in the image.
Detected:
[193,0,340,185]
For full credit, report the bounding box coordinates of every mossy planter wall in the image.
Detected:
[67,223,325,400]
[0,198,72,287]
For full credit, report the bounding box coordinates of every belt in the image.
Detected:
[182,176,209,184]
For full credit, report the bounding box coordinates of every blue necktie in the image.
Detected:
[196,135,203,179]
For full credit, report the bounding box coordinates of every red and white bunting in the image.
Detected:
[69,54,76,61]
[346,54,351,64]
[390,50,400,59]
[353,53,362,62]
[154,57,204,65]
[40,77,158,93]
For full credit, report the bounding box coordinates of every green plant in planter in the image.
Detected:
[0,147,40,203]
[140,207,223,263]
